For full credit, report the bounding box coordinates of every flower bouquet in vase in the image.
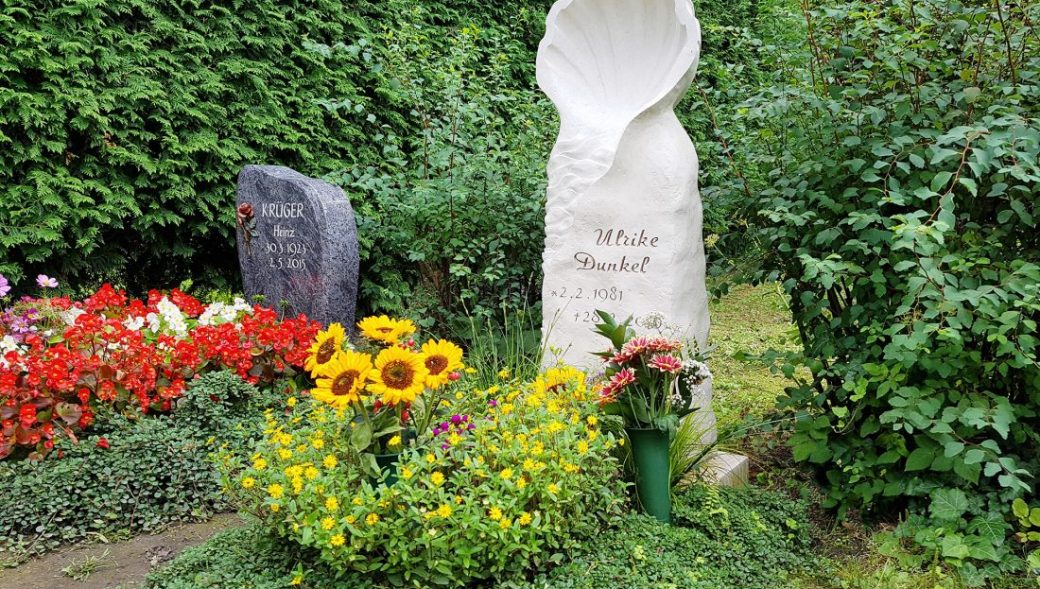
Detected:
[593,311,709,523]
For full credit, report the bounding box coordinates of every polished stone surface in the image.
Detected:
[236,165,358,327]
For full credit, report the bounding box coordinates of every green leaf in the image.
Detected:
[350,421,373,452]
[1013,498,1030,519]
[930,171,953,192]
[905,447,935,472]
[929,488,969,520]
[943,441,965,458]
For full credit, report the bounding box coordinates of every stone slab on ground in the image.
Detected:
[701,451,750,487]
[0,514,242,589]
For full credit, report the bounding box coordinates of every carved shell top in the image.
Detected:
[537,0,701,246]
[537,0,700,129]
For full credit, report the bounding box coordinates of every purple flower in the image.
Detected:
[0,274,9,298]
[36,274,58,289]
[488,399,498,407]
[451,414,462,425]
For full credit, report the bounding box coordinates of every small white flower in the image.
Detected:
[146,312,161,333]
[60,308,86,326]
[123,315,145,331]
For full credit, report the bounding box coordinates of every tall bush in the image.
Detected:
[0,0,549,297]
[744,0,1039,580]
[321,3,555,331]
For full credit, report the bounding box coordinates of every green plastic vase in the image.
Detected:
[626,427,672,523]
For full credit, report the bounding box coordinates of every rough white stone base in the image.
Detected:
[700,451,749,487]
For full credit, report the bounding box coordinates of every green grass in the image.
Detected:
[708,282,800,430]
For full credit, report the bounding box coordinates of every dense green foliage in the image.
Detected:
[0,371,275,558]
[0,0,550,299]
[323,4,553,330]
[143,485,813,589]
[0,0,782,327]
[741,0,1040,582]
[530,485,814,588]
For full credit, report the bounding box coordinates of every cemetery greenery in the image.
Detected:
[739,0,1040,583]
[0,0,766,328]
[0,273,816,588]
[8,0,1040,586]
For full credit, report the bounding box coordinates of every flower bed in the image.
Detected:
[233,319,626,587]
[0,281,318,459]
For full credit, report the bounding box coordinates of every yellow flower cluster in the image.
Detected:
[234,364,625,582]
[304,317,465,409]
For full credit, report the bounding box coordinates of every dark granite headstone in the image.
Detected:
[235,165,359,327]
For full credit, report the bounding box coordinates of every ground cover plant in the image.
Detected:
[141,482,814,589]
[0,371,277,560]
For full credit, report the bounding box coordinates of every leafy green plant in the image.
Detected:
[146,484,816,589]
[741,0,1040,581]
[0,371,277,558]
[322,2,555,331]
[232,368,625,587]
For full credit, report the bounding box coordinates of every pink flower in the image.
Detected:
[0,274,9,297]
[607,368,636,391]
[646,337,682,353]
[612,337,653,364]
[36,275,58,289]
[648,354,683,374]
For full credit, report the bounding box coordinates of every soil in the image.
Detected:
[0,514,242,589]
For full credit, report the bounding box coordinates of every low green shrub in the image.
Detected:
[144,484,816,589]
[526,485,814,589]
[0,371,278,558]
[232,368,626,587]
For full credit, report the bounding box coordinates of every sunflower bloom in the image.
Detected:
[357,315,416,345]
[368,346,428,405]
[305,323,347,376]
[420,339,464,389]
[312,350,374,408]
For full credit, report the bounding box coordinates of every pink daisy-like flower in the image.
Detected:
[646,337,682,353]
[36,274,58,289]
[613,337,654,364]
[607,367,637,392]
[648,354,683,374]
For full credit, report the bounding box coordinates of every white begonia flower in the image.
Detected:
[60,307,86,326]
[146,312,162,333]
[124,315,145,331]
[0,335,21,366]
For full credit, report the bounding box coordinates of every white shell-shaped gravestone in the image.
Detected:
[537,0,723,448]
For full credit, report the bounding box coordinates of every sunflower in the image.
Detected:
[311,350,373,408]
[368,346,429,405]
[420,339,464,389]
[306,323,347,376]
[357,315,417,345]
